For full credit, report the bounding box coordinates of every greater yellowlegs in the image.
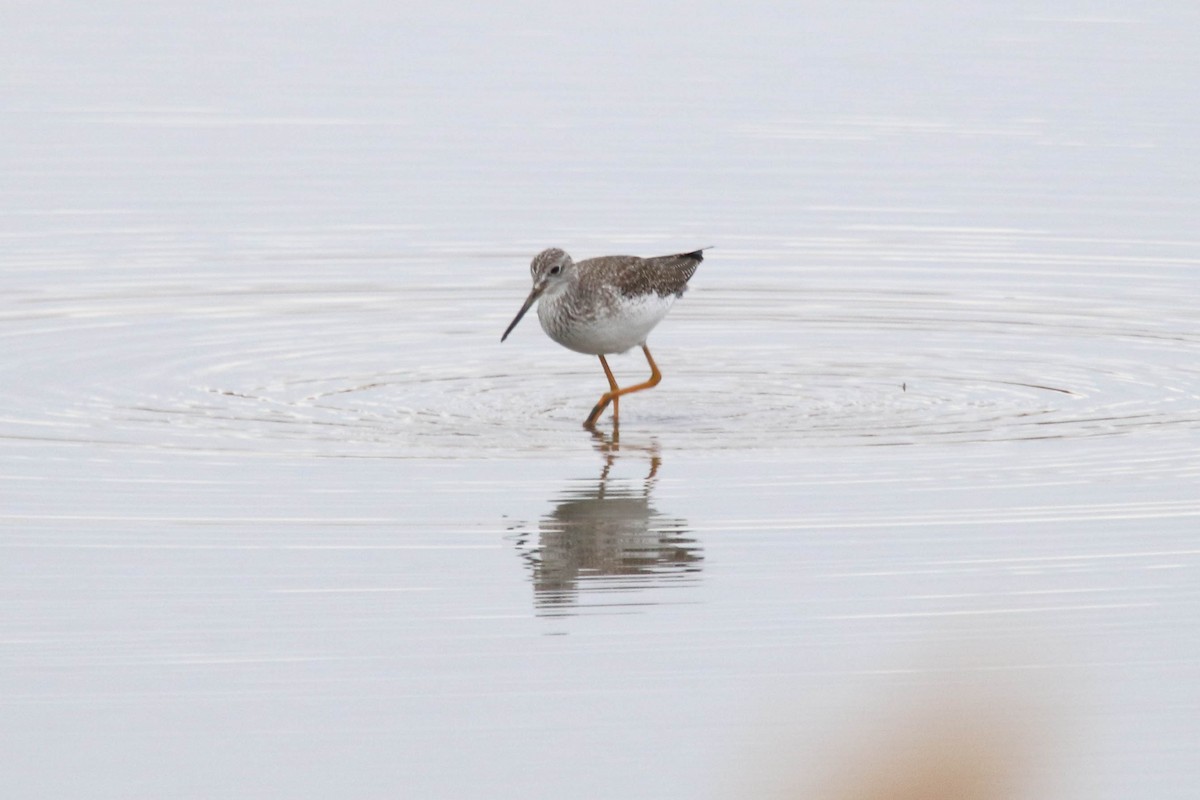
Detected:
[501,247,703,428]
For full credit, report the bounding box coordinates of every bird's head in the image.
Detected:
[501,248,575,342]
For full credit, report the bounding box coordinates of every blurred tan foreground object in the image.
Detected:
[733,671,1062,800]
[813,696,1033,800]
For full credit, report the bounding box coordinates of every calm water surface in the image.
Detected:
[3,3,1199,799]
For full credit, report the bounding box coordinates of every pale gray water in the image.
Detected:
[3,3,1199,799]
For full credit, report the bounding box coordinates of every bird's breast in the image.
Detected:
[537,289,674,355]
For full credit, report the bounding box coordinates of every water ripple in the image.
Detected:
[2,237,1198,463]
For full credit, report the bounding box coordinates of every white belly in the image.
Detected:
[539,292,675,355]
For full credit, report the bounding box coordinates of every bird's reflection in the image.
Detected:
[514,430,702,616]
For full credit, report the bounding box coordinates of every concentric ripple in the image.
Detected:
[2,234,1199,460]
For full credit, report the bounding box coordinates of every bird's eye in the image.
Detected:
[549,265,561,275]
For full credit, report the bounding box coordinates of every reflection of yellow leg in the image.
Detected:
[582,345,663,429]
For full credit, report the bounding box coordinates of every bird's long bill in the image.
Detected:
[501,286,543,342]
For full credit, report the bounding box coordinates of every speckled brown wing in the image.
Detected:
[580,249,704,300]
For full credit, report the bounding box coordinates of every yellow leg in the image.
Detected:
[584,355,620,428]
[582,345,663,428]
